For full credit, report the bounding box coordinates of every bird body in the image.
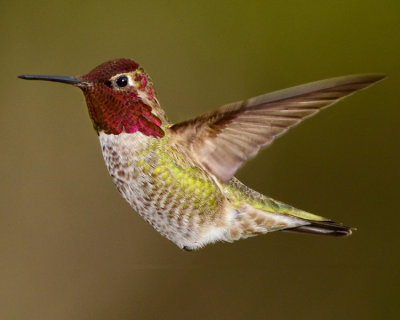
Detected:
[99,129,320,250]
[19,59,384,250]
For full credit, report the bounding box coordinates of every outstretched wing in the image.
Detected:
[169,74,385,182]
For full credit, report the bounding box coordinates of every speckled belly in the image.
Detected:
[99,131,227,247]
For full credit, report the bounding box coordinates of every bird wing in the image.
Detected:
[169,74,384,182]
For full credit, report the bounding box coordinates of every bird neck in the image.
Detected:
[83,87,168,137]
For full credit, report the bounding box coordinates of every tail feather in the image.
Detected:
[283,220,353,236]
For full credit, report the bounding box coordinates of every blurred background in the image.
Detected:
[1,1,399,319]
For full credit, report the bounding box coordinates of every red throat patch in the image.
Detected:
[83,86,164,136]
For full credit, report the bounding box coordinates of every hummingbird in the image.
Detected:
[19,59,384,250]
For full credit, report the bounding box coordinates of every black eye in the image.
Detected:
[115,75,128,88]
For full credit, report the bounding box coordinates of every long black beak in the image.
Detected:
[18,74,82,85]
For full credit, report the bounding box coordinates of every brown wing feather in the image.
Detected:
[170,74,385,182]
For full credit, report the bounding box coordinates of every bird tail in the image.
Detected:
[225,178,355,240]
[282,219,353,236]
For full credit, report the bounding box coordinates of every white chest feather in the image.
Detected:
[98,132,229,250]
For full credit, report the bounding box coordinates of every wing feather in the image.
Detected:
[170,74,385,181]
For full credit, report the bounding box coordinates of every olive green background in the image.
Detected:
[1,1,399,319]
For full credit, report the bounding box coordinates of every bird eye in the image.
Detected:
[115,75,128,88]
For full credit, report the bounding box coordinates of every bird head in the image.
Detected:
[19,58,165,137]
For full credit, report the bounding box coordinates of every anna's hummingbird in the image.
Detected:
[19,59,384,250]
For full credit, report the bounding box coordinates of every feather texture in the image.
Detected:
[170,74,385,181]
